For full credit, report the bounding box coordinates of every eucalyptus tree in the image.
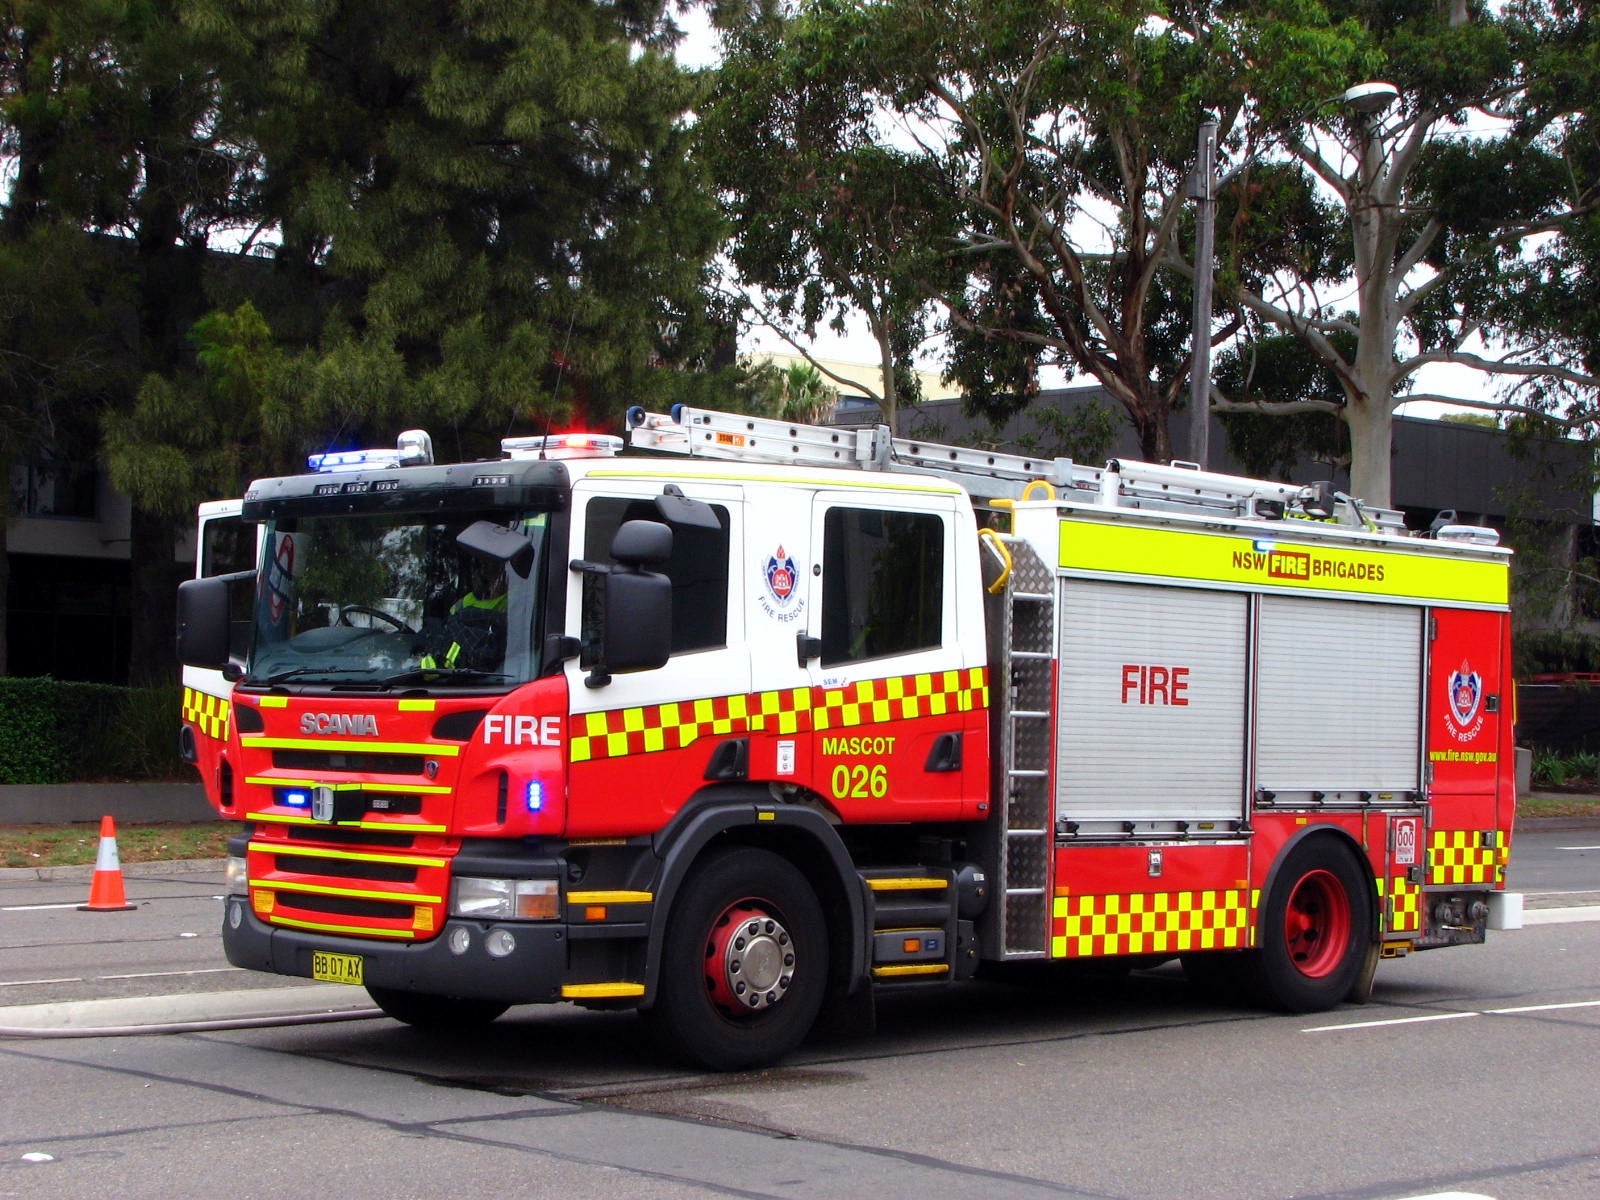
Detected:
[702,8,952,431]
[1208,0,1600,506]
[711,0,1597,503]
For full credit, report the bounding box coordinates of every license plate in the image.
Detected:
[311,951,364,986]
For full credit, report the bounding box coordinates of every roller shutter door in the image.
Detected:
[1056,581,1248,824]
[1255,596,1422,792]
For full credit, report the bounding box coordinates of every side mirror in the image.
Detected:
[572,520,672,687]
[178,573,249,667]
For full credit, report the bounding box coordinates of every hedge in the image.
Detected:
[0,678,185,785]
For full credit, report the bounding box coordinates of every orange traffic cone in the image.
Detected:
[79,815,136,912]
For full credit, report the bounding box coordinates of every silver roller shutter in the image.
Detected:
[1056,581,1248,824]
[1255,596,1422,792]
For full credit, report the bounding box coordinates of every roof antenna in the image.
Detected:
[537,307,579,461]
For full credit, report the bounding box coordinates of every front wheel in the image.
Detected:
[645,847,827,1071]
[1248,838,1375,1012]
[365,986,508,1030]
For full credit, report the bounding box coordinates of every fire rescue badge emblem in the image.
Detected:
[765,546,797,605]
[1447,660,1483,729]
[759,545,805,623]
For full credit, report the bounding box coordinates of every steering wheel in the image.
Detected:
[337,605,415,635]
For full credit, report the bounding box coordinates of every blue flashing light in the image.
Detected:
[1253,540,1277,553]
[526,781,544,813]
[307,447,401,473]
[279,788,311,809]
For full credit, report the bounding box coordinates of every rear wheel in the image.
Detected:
[1249,838,1374,1012]
[365,986,508,1030]
[645,847,827,1071]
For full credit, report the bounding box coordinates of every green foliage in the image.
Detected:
[1023,400,1119,465]
[0,678,183,784]
[701,14,945,430]
[1530,747,1599,789]
[741,360,841,423]
[1213,329,1350,477]
[1514,628,1600,678]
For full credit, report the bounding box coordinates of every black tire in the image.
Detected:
[645,847,827,1071]
[1246,838,1374,1012]
[365,986,508,1030]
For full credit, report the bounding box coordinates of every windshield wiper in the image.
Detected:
[251,667,371,685]
[380,668,513,686]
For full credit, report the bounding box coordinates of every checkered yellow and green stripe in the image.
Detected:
[183,687,230,741]
[569,668,989,765]
[1428,830,1504,886]
[1384,875,1422,934]
[1050,889,1258,958]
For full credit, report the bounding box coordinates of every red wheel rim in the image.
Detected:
[1282,869,1351,978]
[702,901,795,1018]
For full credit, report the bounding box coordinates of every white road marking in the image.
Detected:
[1305,1012,1480,1033]
[1486,1000,1600,1016]
[1308,998,1600,1034]
[1389,1192,1496,1199]
[2,902,92,912]
[99,968,237,981]
[0,977,82,988]
[1522,905,1600,924]
[1555,845,1600,851]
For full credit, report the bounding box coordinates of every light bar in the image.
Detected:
[309,430,435,473]
[501,433,624,460]
[308,447,401,472]
[1436,525,1501,546]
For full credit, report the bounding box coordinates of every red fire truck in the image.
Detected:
[178,406,1519,1069]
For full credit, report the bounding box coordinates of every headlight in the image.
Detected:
[450,877,559,921]
[225,855,248,896]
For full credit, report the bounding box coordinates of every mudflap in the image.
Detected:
[809,979,877,1044]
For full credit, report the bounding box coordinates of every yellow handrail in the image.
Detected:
[978,527,1013,594]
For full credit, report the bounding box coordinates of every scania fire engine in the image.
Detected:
[178,406,1519,1069]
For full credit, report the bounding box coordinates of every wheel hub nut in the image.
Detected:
[722,916,793,1009]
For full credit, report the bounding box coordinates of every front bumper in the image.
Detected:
[221,898,571,1003]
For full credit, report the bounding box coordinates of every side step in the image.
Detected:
[859,867,981,984]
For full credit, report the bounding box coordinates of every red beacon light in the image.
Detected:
[500,433,624,460]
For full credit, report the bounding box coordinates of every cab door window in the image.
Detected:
[820,507,944,667]
[583,497,731,654]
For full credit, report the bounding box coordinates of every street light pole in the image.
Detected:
[1187,118,1217,468]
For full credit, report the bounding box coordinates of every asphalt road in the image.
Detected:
[0,827,1596,1199]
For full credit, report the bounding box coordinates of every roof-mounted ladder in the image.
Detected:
[627,404,1075,500]
[624,404,1406,530]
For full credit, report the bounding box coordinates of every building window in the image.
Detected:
[9,460,96,518]
[821,507,944,666]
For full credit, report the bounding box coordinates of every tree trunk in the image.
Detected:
[1342,394,1395,509]
[127,507,183,685]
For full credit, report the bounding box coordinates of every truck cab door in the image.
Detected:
[563,482,750,833]
[802,491,986,821]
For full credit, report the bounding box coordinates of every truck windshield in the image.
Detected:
[244,510,549,688]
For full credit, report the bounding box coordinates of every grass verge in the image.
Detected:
[0,822,232,869]
[1518,793,1600,820]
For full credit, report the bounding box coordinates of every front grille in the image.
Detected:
[275,855,419,883]
[285,826,416,849]
[274,749,426,775]
[249,838,449,941]
[283,893,415,921]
